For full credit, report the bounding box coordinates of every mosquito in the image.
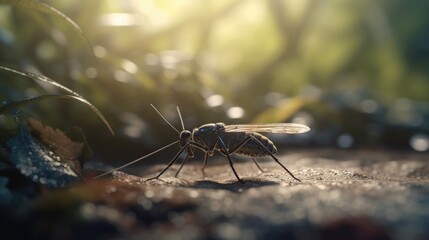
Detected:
[95,104,310,184]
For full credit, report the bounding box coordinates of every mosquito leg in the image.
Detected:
[250,136,301,182]
[201,152,209,172]
[251,158,264,173]
[226,136,265,173]
[174,155,190,177]
[221,136,264,176]
[145,144,188,182]
[94,140,179,179]
[217,137,245,184]
[200,152,209,178]
[228,136,253,153]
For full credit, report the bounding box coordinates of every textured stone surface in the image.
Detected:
[109,149,429,239]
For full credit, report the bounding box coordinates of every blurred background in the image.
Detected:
[1,0,428,164]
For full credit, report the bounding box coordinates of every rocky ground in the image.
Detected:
[2,149,429,240]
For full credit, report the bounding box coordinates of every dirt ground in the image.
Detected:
[108,149,429,240]
[2,149,428,240]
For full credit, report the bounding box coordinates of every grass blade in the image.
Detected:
[0,66,81,97]
[0,94,115,135]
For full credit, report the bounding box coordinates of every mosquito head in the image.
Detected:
[179,130,192,147]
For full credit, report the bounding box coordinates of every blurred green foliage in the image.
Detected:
[1,0,428,161]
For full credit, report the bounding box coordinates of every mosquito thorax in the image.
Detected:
[195,123,226,133]
[215,122,226,130]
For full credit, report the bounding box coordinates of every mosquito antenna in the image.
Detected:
[150,104,180,134]
[93,140,179,179]
[177,106,185,131]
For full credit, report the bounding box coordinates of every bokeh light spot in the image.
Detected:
[99,13,139,26]
[122,59,138,74]
[113,70,131,83]
[93,45,107,58]
[410,134,429,152]
[360,99,378,113]
[85,67,98,78]
[227,107,245,119]
[206,95,224,108]
[337,134,354,148]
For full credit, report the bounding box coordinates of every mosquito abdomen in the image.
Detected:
[232,132,277,157]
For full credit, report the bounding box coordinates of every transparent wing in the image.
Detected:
[225,123,310,134]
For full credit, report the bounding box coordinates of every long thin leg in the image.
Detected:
[250,136,301,182]
[175,155,190,177]
[147,141,209,181]
[223,136,264,173]
[94,140,179,179]
[201,152,209,171]
[251,158,264,172]
[185,141,213,176]
[227,136,253,153]
[145,143,189,182]
[176,146,210,177]
[217,137,245,184]
[222,135,300,181]
[201,152,209,178]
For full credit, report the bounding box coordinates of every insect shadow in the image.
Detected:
[95,105,310,184]
[190,179,279,192]
[142,174,280,192]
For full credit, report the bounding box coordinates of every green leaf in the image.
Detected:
[7,125,80,188]
[0,0,94,55]
[0,94,115,135]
